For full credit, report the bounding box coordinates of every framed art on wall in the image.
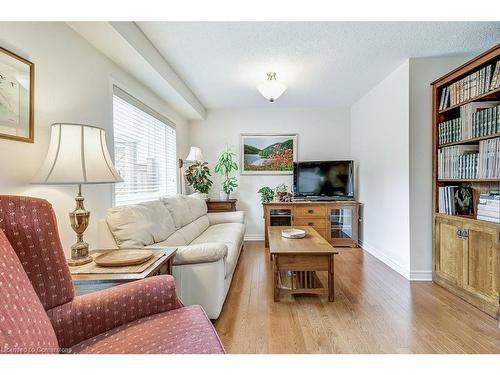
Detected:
[241,133,298,175]
[0,47,34,143]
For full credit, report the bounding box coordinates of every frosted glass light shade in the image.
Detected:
[185,146,204,162]
[257,79,287,103]
[32,123,123,184]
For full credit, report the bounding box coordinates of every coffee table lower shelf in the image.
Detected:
[277,271,327,296]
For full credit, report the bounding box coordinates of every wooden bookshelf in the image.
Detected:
[431,44,500,320]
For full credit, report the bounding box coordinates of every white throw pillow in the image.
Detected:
[106,200,176,248]
[161,195,191,229]
[185,194,208,222]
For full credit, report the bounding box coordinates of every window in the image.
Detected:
[112,86,177,206]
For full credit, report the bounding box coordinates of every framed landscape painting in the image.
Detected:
[0,47,34,143]
[241,133,298,175]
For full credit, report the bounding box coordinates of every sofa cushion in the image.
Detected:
[191,223,245,278]
[70,305,224,354]
[184,195,208,222]
[106,200,175,248]
[161,195,191,229]
[0,230,60,354]
[177,216,211,245]
[161,195,208,229]
[172,243,228,265]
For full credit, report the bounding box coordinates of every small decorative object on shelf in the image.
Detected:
[215,145,238,200]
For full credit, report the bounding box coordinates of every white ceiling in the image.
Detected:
[137,22,500,109]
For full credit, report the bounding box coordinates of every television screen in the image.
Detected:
[293,161,354,199]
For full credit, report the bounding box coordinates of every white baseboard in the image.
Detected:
[244,234,265,241]
[359,240,410,280]
[409,270,432,281]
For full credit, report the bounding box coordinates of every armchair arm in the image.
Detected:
[172,243,228,265]
[208,210,245,225]
[46,275,182,349]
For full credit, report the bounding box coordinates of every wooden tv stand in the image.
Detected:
[263,200,361,248]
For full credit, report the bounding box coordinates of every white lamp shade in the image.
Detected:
[32,123,123,184]
[185,146,204,162]
[257,80,287,102]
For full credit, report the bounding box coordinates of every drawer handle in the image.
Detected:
[307,209,314,214]
[308,222,314,226]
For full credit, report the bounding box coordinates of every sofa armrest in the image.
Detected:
[46,275,182,349]
[207,210,245,225]
[172,243,228,265]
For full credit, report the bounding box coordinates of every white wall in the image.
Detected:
[189,108,351,238]
[350,60,411,278]
[408,55,471,280]
[0,22,189,255]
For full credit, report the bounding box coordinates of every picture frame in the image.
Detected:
[240,133,298,175]
[0,46,34,143]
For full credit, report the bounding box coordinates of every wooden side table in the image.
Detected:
[70,247,177,295]
[206,199,237,213]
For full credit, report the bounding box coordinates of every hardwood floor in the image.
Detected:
[214,241,500,353]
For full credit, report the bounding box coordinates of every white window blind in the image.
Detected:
[113,86,177,206]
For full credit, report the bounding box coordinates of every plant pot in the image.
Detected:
[219,191,230,200]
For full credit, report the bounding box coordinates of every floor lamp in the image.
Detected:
[179,146,204,194]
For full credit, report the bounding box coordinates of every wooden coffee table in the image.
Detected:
[268,226,339,302]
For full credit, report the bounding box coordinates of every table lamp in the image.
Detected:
[32,123,123,266]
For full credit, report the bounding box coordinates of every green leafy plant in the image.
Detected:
[185,161,213,194]
[258,186,275,203]
[275,184,288,193]
[275,183,291,202]
[214,146,239,195]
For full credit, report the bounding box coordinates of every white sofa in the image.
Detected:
[97,194,245,319]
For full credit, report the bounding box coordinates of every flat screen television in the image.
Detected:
[293,160,354,200]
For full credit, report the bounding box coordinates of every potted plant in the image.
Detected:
[185,161,213,198]
[258,186,275,203]
[275,183,290,202]
[214,146,238,200]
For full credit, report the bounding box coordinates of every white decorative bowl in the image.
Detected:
[281,228,306,239]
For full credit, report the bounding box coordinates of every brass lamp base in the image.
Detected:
[67,184,93,266]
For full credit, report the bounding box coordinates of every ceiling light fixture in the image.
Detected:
[257,72,287,103]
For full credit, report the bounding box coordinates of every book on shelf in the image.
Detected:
[478,137,500,179]
[439,60,500,110]
[472,104,500,138]
[477,191,500,223]
[490,61,500,91]
[437,103,499,145]
[438,186,474,215]
[437,145,479,179]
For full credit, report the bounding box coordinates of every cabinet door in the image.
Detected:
[435,216,465,286]
[329,207,354,245]
[463,223,500,302]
